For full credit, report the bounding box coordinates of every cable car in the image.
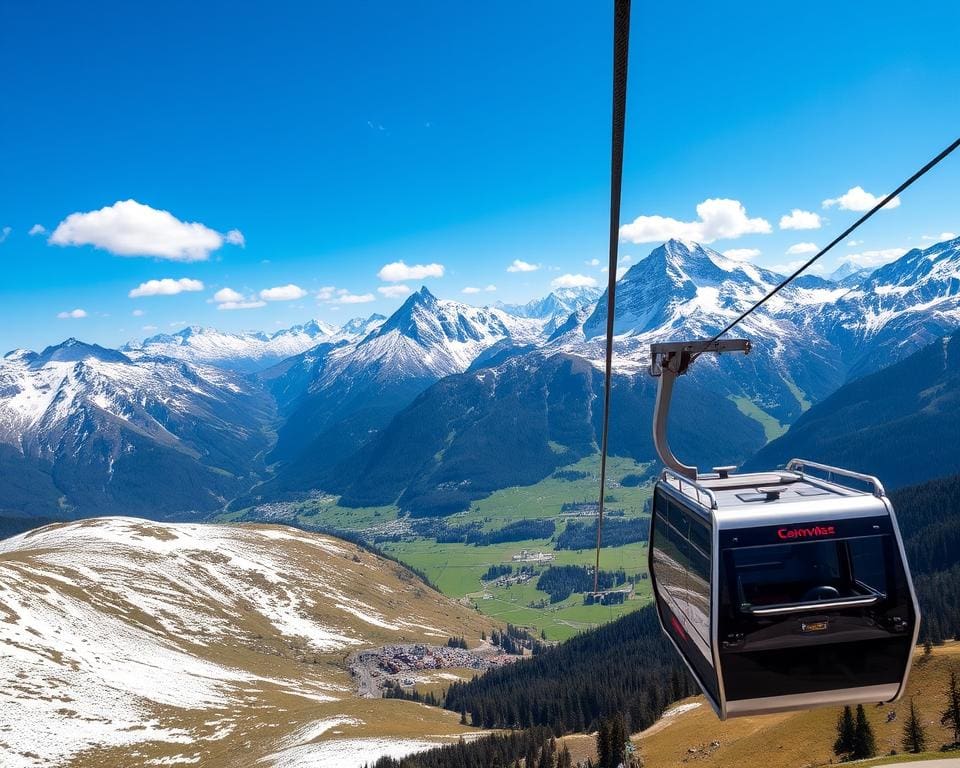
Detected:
[646,339,920,718]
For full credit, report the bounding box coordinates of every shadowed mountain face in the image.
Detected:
[744,331,960,488]
[318,352,764,516]
[0,340,275,520]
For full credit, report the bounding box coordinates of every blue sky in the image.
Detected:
[1,1,958,352]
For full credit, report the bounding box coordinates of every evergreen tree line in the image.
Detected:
[555,517,650,550]
[416,519,556,546]
[889,474,960,642]
[443,606,693,733]
[364,727,572,768]
[535,565,628,604]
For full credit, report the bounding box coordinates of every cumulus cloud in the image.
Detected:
[842,248,907,268]
[722,248,761,261]
[0,226,10,243]
[337,291,375,304]
[212,288,265,309]
[377,284,411,298]
[485,284,497,292]
[132,309,145,317]
[823,186,900,212]
[260,284,307,301]
[48,200,243,261]
[377,261,444,281]
[29,224,46,236]
[507,259,540,273]
[921,232,958,241]
[779,209,822,230]
[847,239,863,246]
[128,277,204,298]
[619,198,771,244]
[786,242,819,256]
[551,273,598,289]
[224,229,245,246]
[57,308,87,319]
[461,286,481,294]
[315,286,337,301]
[212,287,244,303]
[585,258,601,267]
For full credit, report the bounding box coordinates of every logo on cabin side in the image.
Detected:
[777,525,836,540]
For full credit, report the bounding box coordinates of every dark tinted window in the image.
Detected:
[730,536,887,609]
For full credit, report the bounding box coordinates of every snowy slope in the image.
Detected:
[123,317,382,373]
[0,517,489,768]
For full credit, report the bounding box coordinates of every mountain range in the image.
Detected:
[3,235,960,523]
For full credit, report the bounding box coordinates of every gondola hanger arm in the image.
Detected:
[649,338,751,479]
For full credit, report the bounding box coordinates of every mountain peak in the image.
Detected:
[35,338,131,365]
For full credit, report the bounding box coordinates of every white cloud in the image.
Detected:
[0,226,10,243]
[57,308,87,319]
[843,248,908,268]
[786,242,819,256]
[128,277,204,298]
[507,259,540,273]
[600,265,629,280]
[210,286,266,310]
[142,324,158,331]
[551,273,598,289]
[224,229,245,246]
[779,209,822,230]
[847,239,863,247]
[822,186,900,212]
[315,286,337,301]
[377,284,411,298]
[722,248,761,261]
[619,198,771,244]
[461,286,481,294]
[29,224,46,236]
[921,232,958,242]
[213,287,244,303]
[132,309,145,317]
[485,284,497,292]
[217,300,266,310]
[49,200,243,261]
[585,258,601,267]
[377,261,444,281]
[337,291,375,304]
[260,284,307,301]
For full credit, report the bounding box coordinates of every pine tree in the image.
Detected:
[902,699,928,754]
[610,713,629,768]
[942,670,960,745]
[924,636,934,656]
[597,719,612,768]
[833,706,856,757]
[852,704,877,759]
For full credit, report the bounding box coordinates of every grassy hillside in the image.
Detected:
[636,643,960,768]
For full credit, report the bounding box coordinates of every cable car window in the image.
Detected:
[848,536,887,594]
[689,518,710,555]
[730,536,887,611]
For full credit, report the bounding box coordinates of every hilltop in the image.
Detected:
[0,517,493,768]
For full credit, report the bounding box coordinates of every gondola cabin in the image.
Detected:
[649,460,920,718]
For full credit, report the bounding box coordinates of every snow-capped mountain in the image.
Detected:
[0,517,489,768]
[123,317,382,373]
[827,261,874,283]
[258,287,545,494]
[819,236,960,376]
[0,339,273,518]
[498,286,602,332]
